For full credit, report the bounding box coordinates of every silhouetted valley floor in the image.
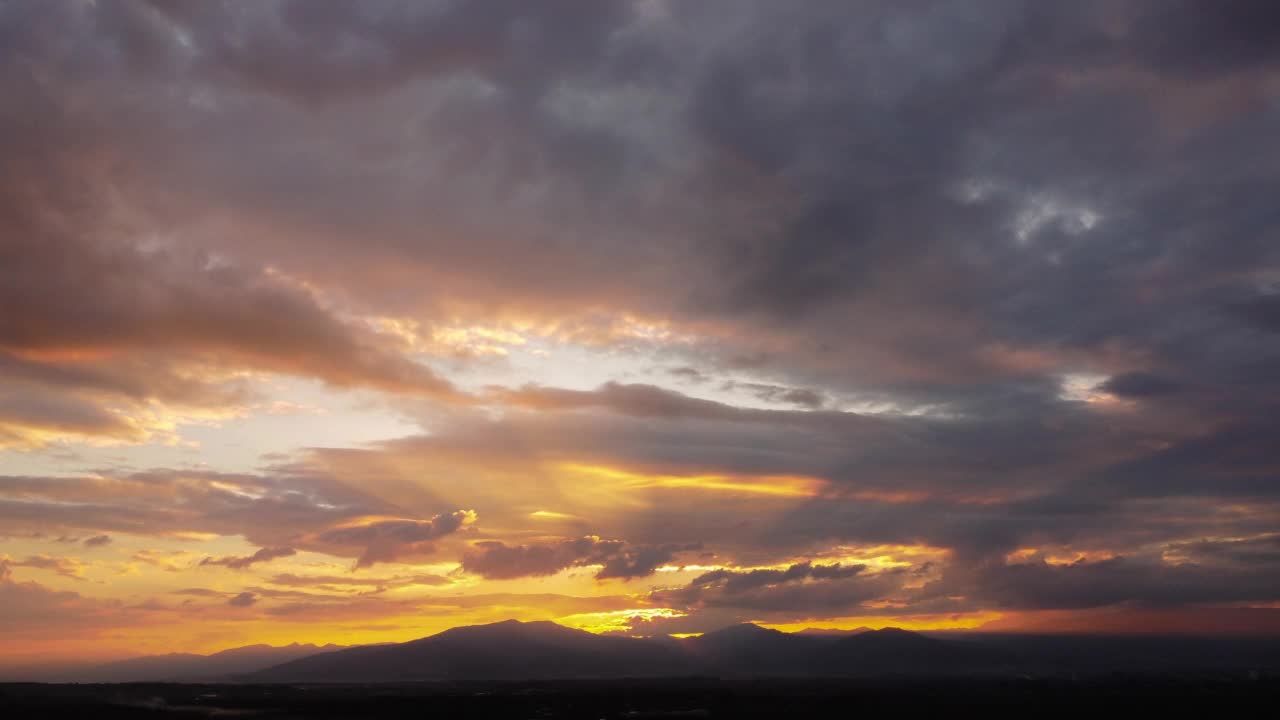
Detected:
[4,675,1280,719]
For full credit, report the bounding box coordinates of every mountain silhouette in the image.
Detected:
[814,627,1010,674]
[685,623,826,674]
[17,643,349,683]
[13,622,1280,684]
[248,620,696,682]
[246,620,1007,682]
[795,626,873,637]
[679,623,1005,676]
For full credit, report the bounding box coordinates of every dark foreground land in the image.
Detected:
[4,676,1280,719]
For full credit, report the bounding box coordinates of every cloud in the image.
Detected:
[461,536,695,581]
[3,0,1280,638]
[461,537,624,580]
[0,569,83,619]
[82,535,112,548]
[0,229,465,448]
[596,544,701,581]
[728,382,826,410]
[227,592,258,608]
[491,382,870,429]
[302,384,1277,582]
[315,510,477,569]
[1163,534,1280,567]
[1231,292,1280,333]
[3,0,1277,418]
[201,546,297,570]
[652,561,901,617]
[668,367,710,383]
[1098,372,1182,397]
[146,0,631,105]
[1,555,87,580]
[944,554,1280,611]
[0,469,388,552]
[174,588,226,598]
[267,572,452,590]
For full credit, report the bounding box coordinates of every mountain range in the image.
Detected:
[11,621,1280,683]
[2,643,346,683]
[246,621,1009,682]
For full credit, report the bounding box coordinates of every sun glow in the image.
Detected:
[555,607,688,634]
[558,463,824,498]
[1005,547,1118,566]
[762,611,1004,633]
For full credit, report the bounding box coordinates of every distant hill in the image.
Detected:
[683,623,827,674]
[814,627,1012,674]
[15,643,347,683]
[680,624,1006,676]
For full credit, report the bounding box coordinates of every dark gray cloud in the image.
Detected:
[1122,0,1280,75]
[316,510,475,569]
[1230,292,1280,334]
[4,0,1277,420]
[595,544,699,581]
[461,537,622,580]
[3,0,1277,347]
[461,536,696,581]
[680,562,868,596]
[82,535,112,548]
[144,0,631,105]
[653,562,898,615]
[943,554,1280,611]
[227,591,257,607]
[201,546,297,570]
[667,367,709,384]
[1165,535,1280,568]
[1099,372,1183,398]
[721,382,826,409]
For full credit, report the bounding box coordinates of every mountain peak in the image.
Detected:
[240,618,1021,683]
[706,622,783,637]
[426,618,589,644]
[796,627,873,637]
[250,618,694,682]
[840,627,933,644]
[865,627,917,636]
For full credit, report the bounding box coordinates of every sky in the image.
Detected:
[3,0,1280,665]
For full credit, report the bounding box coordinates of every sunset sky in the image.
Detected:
[4,0,1280,666]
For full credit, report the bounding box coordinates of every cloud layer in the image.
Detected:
[2,0,1280,656]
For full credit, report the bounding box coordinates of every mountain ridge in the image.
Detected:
[16,621,1280,683]
[245,619,997,682]
[1,642,348,683]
